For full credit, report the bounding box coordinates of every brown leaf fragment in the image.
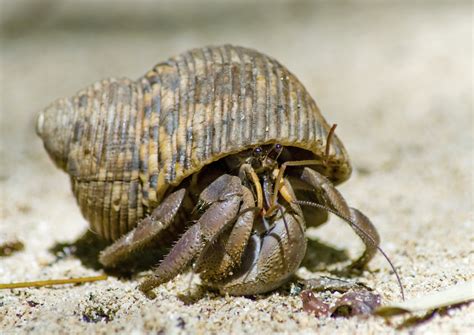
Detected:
[301,290,330,317]
[331,291,382,317]
[375,280,474,317]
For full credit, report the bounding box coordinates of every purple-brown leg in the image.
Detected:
[138,174,244,293]
[300,167,380,268]
[99,189,187,268]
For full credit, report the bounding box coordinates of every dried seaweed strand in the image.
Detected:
[0,274,108,289]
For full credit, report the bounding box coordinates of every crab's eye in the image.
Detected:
[253,146,263,156]
[275,143,283,151]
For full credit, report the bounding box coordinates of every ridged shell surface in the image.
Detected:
[40,45,351,241]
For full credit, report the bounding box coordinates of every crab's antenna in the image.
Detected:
[324,124,338,162]
[293,200,405,301]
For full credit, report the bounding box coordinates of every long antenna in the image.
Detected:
[324,124,338,162]
[293,200,405,301]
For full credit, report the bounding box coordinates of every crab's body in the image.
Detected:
[37,45,378,295]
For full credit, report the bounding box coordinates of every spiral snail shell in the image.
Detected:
[36,45,350,242]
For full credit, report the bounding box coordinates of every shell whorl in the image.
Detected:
[38,45,351,241]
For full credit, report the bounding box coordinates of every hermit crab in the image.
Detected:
[36,45,392,296]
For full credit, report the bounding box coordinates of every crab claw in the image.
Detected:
[212,206,306,295]
[205,178,307,295]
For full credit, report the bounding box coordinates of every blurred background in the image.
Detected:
[0,0,472,333]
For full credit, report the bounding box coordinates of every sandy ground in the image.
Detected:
[1,1,473,334]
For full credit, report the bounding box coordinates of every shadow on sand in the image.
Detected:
[49,230,167,278]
